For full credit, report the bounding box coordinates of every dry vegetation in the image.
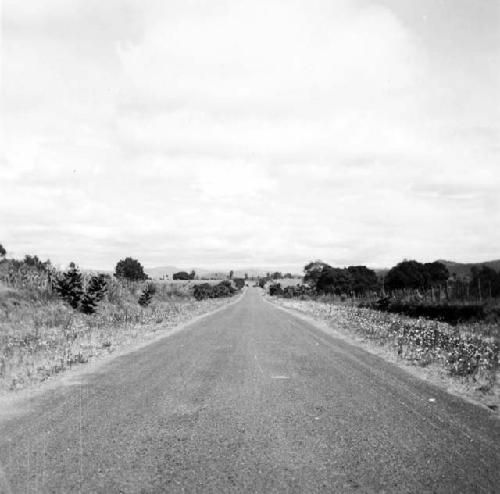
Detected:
[0,261,238,394]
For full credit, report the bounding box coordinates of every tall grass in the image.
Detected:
[0,262,235,392]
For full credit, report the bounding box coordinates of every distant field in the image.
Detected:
[154,279,226,285]
[268,278,302,288]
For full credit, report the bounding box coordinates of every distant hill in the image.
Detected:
[145,265,302,280]
[436,259,500,279]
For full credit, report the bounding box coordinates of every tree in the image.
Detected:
[189,270,196,280]
[423,262,449,288]
[229,270,234,279]
[233,278,245,290]
[114,257,147,281]
[173,271,190,280]
[303,261,330,288]
[347,266,378,295]
[80,274,108,314]
[316,266,353,295]
[272,272,282,280]
[0,243,6,259]
[54,265,84,309]
[471,266,500,298]
[386,260,449,291]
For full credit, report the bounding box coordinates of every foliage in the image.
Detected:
[0,243,6,259]
[80,274,108,314]
[385,260,449,291]
[23,255,52,272]
[138,283,156,307]
[189,270,196,280]
[173,271,190,280]
[193,280,236,300]
[257,277,269,288]
[471,266,500,298]
[314,264,378,296]
[303,260,330,287]
[54,267,108,314]
[54,265,84,309]
[233,278,245,290]
[347,265,379,294]
[114,257,148,281]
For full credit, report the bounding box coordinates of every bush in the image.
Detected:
[114,257,148,281]
[233,278,245,290]
[138,283,156,307]
[173,271,190,280]
[193,281,236,300]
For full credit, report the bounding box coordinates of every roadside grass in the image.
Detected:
[0,277,236,394]
[266,295,500,411]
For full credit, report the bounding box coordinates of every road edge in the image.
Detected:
[0,290,246,421]
[262,293,499,415]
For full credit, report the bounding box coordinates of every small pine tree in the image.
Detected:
[54,265,84,309]
[80,274,108,314]
[138,283,156,307]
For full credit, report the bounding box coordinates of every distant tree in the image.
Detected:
[233,278,245,290]
[316,266,353,295]
[114,257,147,281]
[471,266,500,298]
[0,243,6,259]
[272,272,282,280]
[23,254,51,271]
[189,270,196,280]
[244,273,248,280]
[385,260,448,291]
[423,262,449,288]
[347,266,378,295]
[173,271,190,280]
[284,273,292,279]
[304,261,331,288]
[258,278,268,288]
[229,270,234,279]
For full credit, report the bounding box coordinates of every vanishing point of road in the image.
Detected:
[1,288,499,493]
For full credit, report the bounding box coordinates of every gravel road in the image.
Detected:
[0,288,499,493]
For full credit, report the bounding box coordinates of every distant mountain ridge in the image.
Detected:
[436,259,500,278]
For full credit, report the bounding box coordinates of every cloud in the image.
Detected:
[1,0,499,269]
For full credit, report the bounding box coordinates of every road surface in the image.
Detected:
[0,288,499,493]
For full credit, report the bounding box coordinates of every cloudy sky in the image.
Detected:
[1,0,499,271]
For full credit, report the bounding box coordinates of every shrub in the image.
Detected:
[138,283,156,307]
[233,278,245,290]
[173,271,190,280]
[193,281,235,300]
